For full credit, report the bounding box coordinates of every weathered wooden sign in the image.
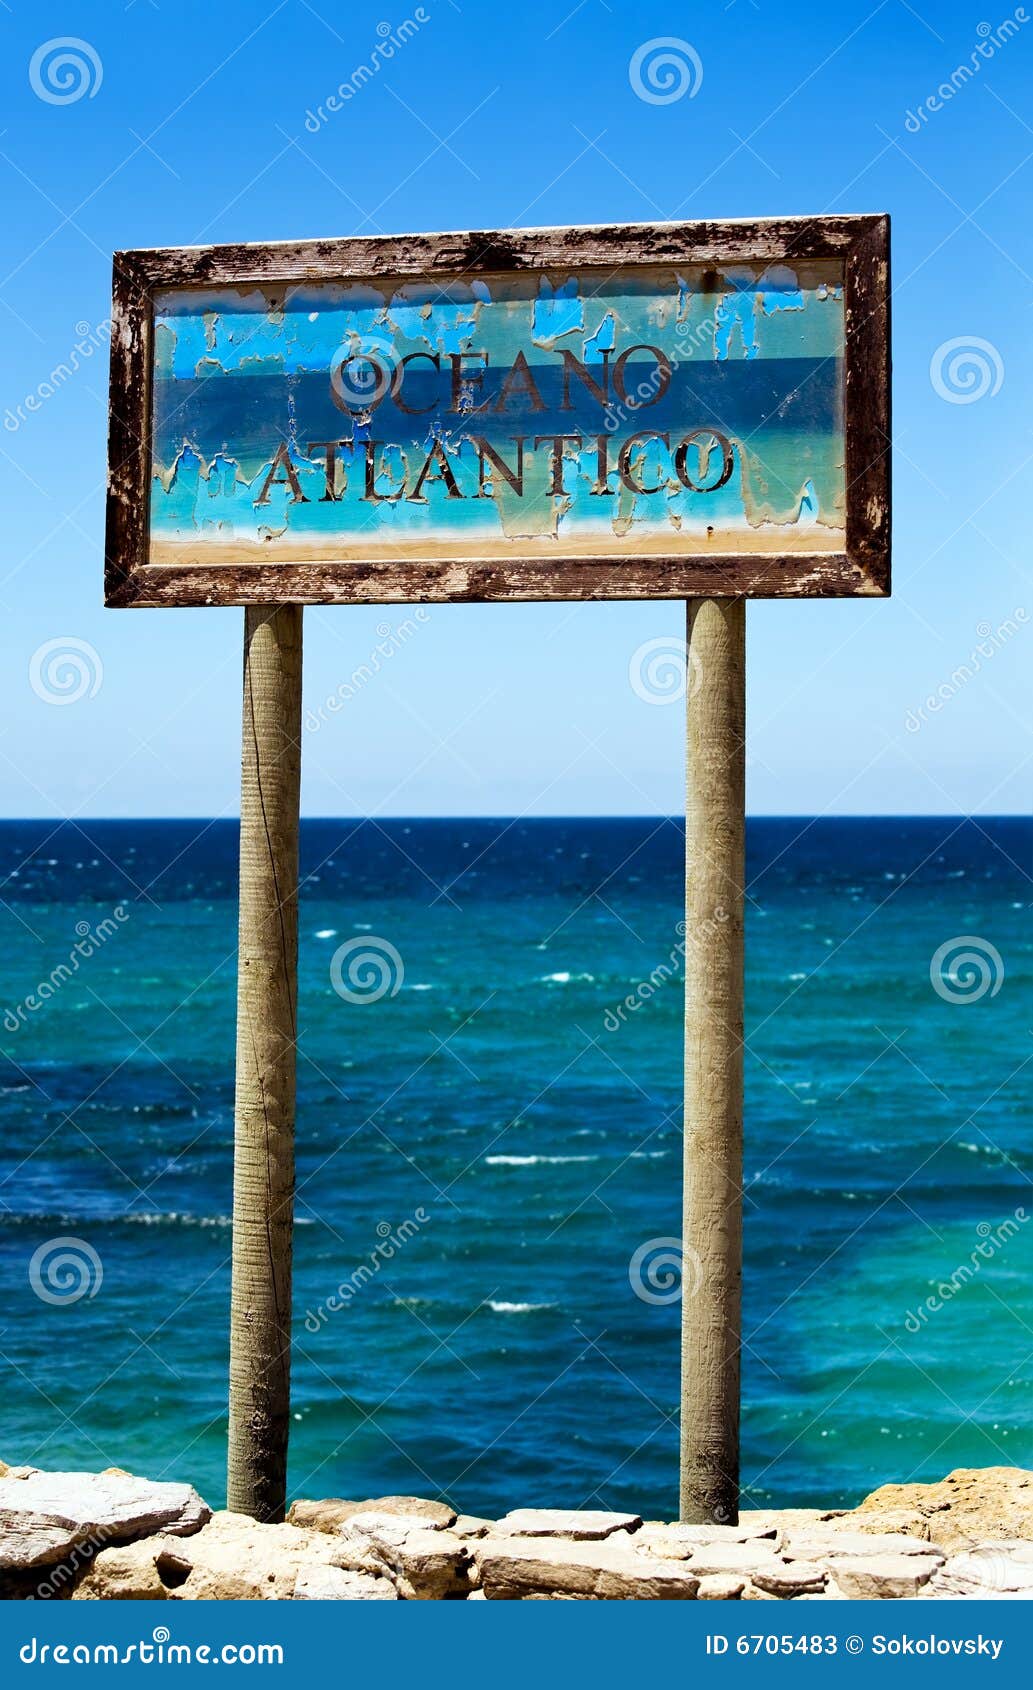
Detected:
[105,217,889,606]
[103,215,891,1528]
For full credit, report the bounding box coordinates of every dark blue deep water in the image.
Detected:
[0,817,1029,1518]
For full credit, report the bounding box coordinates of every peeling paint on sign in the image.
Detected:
[148,261,846,568]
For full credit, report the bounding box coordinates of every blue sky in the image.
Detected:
[0,0,1029,817]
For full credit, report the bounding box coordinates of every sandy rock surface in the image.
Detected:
[0,1461,1028,1600]
[287,1495,456,1533]
[339,1511,473,1599]
[474,1535,700,1600]
[495,1508,642,1540]
[0,1469,209,1573]
[852,1466,1033,1553]
[77,1510,378,1601]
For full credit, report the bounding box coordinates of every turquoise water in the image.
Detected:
[0,818,1029,1518]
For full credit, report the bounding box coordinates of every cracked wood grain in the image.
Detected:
[680,598,745,1527]
[226,604,303,1523]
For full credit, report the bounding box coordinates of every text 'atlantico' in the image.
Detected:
[254,343,735,506]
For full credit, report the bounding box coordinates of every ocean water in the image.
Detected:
[0,817,1029,1520]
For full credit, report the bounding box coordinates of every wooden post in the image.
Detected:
[680,597,745,1525]
[227,604,303,1522]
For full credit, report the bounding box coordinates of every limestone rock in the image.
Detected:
[496,1508,642,1540]
[843,1506,942,1542]
[782,1527,946,1562]
[740,1507,845,1531]
[475,1536,698,1600]
[681,1541,785,1580]
[852,1467,1033,1553]
[639,1521,777,1561]
[681,1520,779,1542]
[286,1500,359,1535]
[669,1537,829,1594]
[293,1566,398,1600]
[736,1508,845,1552]
[635,1533,691,1562]
[0,1470,210,1571]
[340,1512,473,1600]
[76,1510,380,1602]
[697,1573,745,1599]
[750,1560,827,1597]
[452,1515,492,1538]
[72,1540,170,1601]
[18,1467,1033,1602]
[288,1495,455,1533]
[830,1553,943,1599]
[919,1542,1033,1598]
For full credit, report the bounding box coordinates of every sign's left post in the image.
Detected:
[226,604,304,1522]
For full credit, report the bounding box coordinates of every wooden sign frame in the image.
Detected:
[105,215,890,609]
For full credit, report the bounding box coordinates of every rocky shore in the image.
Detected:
[1,1462,1030,1601]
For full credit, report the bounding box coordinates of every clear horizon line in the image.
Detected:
[0,812,1027,825]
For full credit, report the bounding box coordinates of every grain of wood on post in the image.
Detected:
[680,597,746,1526]
[227,604,303,1522]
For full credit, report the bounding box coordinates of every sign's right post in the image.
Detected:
[681,596,747,1525]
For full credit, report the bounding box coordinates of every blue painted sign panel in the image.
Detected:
[148,261,846,570]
